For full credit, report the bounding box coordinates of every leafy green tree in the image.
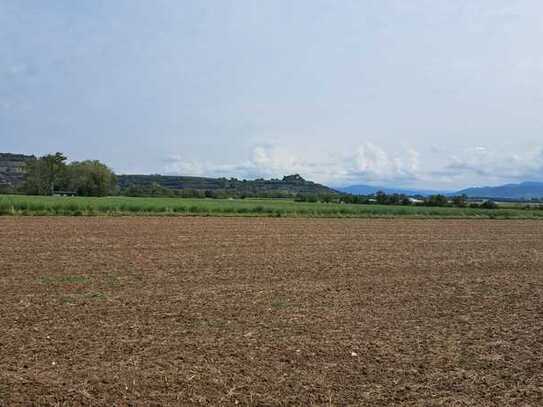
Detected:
[480,200,498,209]
[131,182,176,197]
[23,153,67,195]
[0,184,15,195]
[426,194,449,207]
[44,153,68,195]
[375,191,387,204]
[22,159,47,195]
[451,194,467,208]
[320,194,334,203]
[66,160,117,196]
[295,193,318,203]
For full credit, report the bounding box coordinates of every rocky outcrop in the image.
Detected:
[0,153,35,186]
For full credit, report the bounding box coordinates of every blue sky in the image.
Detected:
[2,0,543,189]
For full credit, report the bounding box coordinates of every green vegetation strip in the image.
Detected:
[1,195,543,219]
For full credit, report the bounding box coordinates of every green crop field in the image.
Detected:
[1,194,543,219]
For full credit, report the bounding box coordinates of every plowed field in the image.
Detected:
[1,218,543,406]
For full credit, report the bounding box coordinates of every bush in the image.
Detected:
[480,200,498,210]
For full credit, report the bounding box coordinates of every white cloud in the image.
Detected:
[163,142,543,190]
[163,142,425,186]
[167,145,322,181]
[248,146,302,178]
[444,146,543,181]
[163,155,205,176]
[346,143,421,184]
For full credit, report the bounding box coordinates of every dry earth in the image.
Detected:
[1,217,543,406]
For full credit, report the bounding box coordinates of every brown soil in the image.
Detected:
[1,217,543,406]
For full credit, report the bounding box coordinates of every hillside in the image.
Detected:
[117,174,338,196]
[0,153,35,186]
[457,181,543,200]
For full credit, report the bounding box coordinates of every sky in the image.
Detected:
[1,0,543,190]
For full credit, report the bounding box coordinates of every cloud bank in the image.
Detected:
[163,143,543,190]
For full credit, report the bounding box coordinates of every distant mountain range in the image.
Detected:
[339,181,543,200]
[456,182,543,200]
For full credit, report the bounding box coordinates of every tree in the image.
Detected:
[44,153,68,195]
[480,200,498,209]
[22,159,47,195]
[426,194,449,207]
[66,161,117,196]
[295,193,318,203]
[451,194,467,208]
[0,184,15,195]
[23,153,67,195]
[375,191,387,204]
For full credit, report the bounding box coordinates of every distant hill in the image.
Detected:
[337,184,448,197]
[0,153,35,186]
[118,174,338,196]
[456,182,543,200]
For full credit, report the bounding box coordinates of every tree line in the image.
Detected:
[122,182,295,199]
[20,153,117,196]
[296,191,499,209]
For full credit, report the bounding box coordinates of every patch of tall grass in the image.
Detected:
[1,194,543,219]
